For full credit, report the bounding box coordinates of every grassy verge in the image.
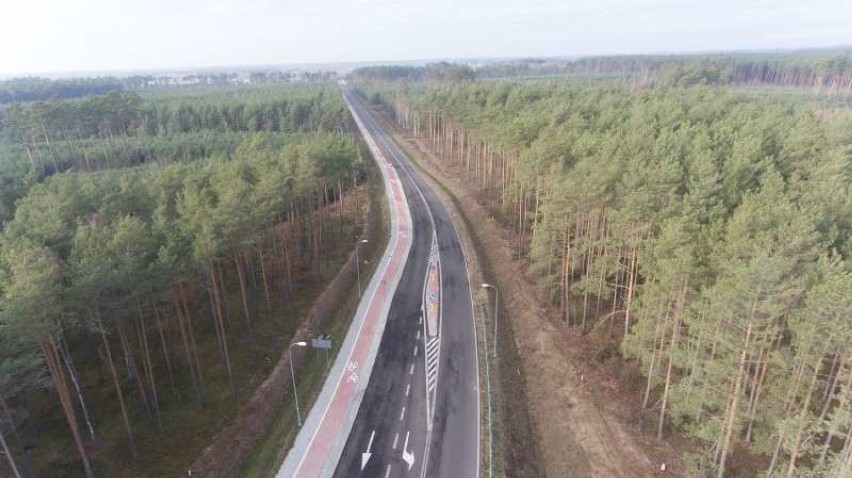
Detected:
[238,150,389,477]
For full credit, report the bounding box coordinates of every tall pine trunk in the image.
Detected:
[153,306,178,397]
[116,322,150,415]
[41,338,96,478]
[137,307,162,432]
[95,309,137,457]
[233,250,254,334]
[58,333,96,442]
[717,320,753,478]
[0,426,22,478]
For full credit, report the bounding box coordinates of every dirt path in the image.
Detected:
[375,110,680,478]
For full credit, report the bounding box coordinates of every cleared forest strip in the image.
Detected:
[367,106,517,477]
[370,103,667,478]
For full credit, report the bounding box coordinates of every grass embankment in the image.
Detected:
[238,153,388,477]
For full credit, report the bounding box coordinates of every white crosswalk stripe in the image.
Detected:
[425,336,440,393]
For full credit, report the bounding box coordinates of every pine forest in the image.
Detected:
[0,83,372,477]
[361,79,852,477]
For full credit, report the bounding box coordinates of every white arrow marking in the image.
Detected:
[402,431,415,471]
[361,430,375,470]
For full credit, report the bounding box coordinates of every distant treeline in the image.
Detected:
[349,62,475,83]
[365,80,852,477]
[477,50,852,92]
[0,71,340,104]
[121,70,339,89]
[0,77,125,104]
[0,86,351,179]
[351,50,852,93]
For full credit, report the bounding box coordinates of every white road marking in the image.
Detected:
[400,406,406,421]
[385,464,392,478]
[427,354,439,369]
[361,430,375,470]
[393,432,399,449]
[402,431,416,470]
[409,363,415,375]
[405,383,410,397]
[413,345,418,357]
[416,330,421,340]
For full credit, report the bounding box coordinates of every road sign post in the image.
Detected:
[312,334,332,370]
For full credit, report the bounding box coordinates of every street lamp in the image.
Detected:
[481,283,499,356]
[289,341,308,426]
[355,239,369,297]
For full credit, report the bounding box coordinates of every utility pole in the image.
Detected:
[355,239,369,297]
[289,341,308,426]
[482,283,499,356]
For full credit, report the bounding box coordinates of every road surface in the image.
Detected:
[277,89,479,478]
[334,91,479,478]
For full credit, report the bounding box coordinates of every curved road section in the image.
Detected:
[277,88,413,478]
[277,89,479,478]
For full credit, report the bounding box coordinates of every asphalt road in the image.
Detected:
[335,90,479,478]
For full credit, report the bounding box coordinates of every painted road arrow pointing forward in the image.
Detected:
[361,430,375,470]
[401,431,415,471]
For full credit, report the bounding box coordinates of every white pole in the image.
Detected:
[482,284,499,357]
[355,246,361,298]
[493,288,499,355]
[355,239,368,297]
[289,342,307,426]
[0,427,21,478]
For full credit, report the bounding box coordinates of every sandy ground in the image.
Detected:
[374,109,683,478]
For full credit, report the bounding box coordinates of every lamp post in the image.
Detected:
[289,341,308,426]
[481,283,499,356]
[355,239,369,297]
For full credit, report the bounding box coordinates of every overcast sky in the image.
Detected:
[2,0,851,76]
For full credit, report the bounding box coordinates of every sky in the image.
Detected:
[1,0,851,76]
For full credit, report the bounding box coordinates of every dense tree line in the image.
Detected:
[473,58,593,79]
[0,86,353,178]
[475,49,852,93]
[0,77,125,104]
[121,70,339,90]
[349,62,476,84]
[365,81,852,477]
[0,85,366,476]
